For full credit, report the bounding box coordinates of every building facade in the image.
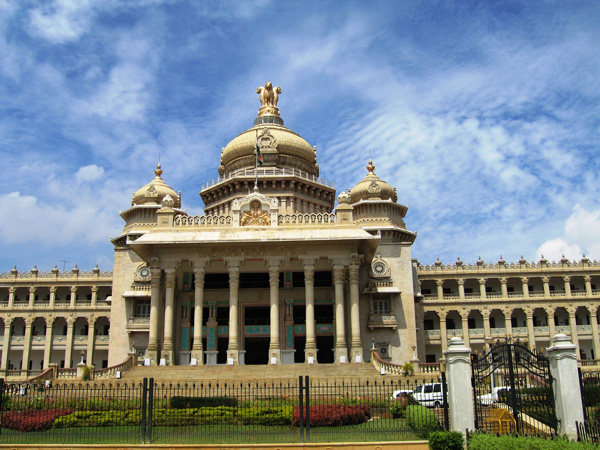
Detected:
[1,84,599,378]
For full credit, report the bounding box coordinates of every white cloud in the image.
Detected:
[75,165,104,183]
[536,205,600,262]
[29,0,94,43]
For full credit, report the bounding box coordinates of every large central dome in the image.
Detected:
[218,82,319,177]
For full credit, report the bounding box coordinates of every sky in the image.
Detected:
[1,0,599,273]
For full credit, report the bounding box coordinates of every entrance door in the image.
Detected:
[244,306,270,364]
[245,337,270,364]
[317,336,334,363]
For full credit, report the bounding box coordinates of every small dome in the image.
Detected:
[132,164,181,208]
[349,159,397,204]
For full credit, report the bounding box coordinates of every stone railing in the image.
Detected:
[370,349,406,375]
[447,329,462,337]
[175,215,233,227]
[419,362,441,374]
[556,325,572,333]
[418,257,600,272]
[57,368,77,379]
[425,329,441,338]
[96,335,109,342]
[577,325,592,333]
[513,327,528,335]
[94,355,134,380]
[469,328,485,337]
[0,267,112,279]
[201,167,334,190]
[278,213,336,226]
[534,326,549,334]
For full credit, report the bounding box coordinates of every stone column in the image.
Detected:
[547,306,556,340]
[146,267,162,364]
[525,309,536,350]
[303,262,317,363]
[587,306,600,360]
[543,277,551,299]
[349,263,362,362]
[460,310,470,347]
[28,287,36,308]
[70,286,77,307]
[333,265,348,363]
[268,264,281,363]
[500,278,508,299]
[457,279,465,299]
[227,263,240,363]
[91,286,98,307]
[444,337,475,434]
[521,277,529,299]
[436,280,444,301]
[43,317,55,369]
[567,307,579,351]
[65,317,75,368]
[49,286,56,308]
[439,310,448,352]
[478,278,487,299]
[21,318,33,371]
[563,276,571,297]
[1,318,12,370]
[547,334,585,440]
[86,316,96,367]
[482,309,491,340]
[192,266,205,364]
[7,287,15,308]
[585,276,593,297]
[161,268,176,365]
[504,308,513,337]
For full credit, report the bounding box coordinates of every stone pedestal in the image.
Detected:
[547,334,585,440]
[444,337,474,434]
[205,351,218,365]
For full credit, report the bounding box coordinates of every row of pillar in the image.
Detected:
[0,316,100,371]
[3,285,102,307]
[145,258,363,365]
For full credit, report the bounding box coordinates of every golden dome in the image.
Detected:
[131,163,181,208]
[350,159,397,204]
[219,124,318,176]
[218,83,318,176]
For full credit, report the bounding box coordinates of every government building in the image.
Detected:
[1,84,599,379]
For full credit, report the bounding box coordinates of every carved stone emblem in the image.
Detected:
[241,200,270,226]
[257,82,282,117]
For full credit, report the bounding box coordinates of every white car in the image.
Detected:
[390,389,413,400]
[412,383,445,408]
[478,386,509,405]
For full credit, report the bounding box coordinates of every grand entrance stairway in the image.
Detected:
[113,363,435,385]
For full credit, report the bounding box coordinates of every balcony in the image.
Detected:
[367,313,397,330]
[127,316,150,331]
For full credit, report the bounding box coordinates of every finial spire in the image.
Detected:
[256,82,282,117]
[366,158,375,174]
[154,163,163,178]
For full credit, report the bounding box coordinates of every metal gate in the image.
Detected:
[471,341,557,435]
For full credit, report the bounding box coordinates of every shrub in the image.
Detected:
[238,406,293,425]
[292,404,371,427]
[170,396,238,409]
[468,433,599,450]
[390,394,409,418]
[2,409,72,432]
[406,405,441,438]
[583,385,600,407]
[428,431,463,450]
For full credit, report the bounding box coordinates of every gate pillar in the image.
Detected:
[444,337,475,434]
[547,334,584,440]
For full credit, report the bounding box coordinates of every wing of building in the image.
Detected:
[1,84,599,377]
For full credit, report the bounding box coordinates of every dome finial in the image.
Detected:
[366,158,375,174]
[257,82,282,117]
[154,163,163,178]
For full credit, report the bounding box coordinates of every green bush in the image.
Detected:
[428,431,463,450]
[582,385,600,407]
[170,396,238,408]
[406,405,441,438]
[468,433,598,449]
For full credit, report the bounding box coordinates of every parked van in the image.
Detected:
[412,382,445,408]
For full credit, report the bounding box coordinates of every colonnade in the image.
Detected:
[145,257,364,365]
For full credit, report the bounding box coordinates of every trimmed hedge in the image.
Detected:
[428,431,463,450]
[2,409,73,432]
[292,404,371,427]
[468,433,599,449]
[406,405,441,438]
[170,396,238,408]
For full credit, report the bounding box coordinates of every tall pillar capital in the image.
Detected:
[457,278,465,286]
[436,280,444,287]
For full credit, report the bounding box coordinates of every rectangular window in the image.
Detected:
[372,298,390,314]
[135,300,151,318]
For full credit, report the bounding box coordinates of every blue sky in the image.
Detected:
[1,0,599,272]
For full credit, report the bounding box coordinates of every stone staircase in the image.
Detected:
[110,363,437,385]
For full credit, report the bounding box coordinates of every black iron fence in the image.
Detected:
[577,369,600,443]
[0,376,447,444]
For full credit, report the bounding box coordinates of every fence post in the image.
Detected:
[548,334,585,440]
[298,376,304,443]
[141,378,148,443]
[0,378,4,435]
[444,337,475,435]
[305,375,310,443]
